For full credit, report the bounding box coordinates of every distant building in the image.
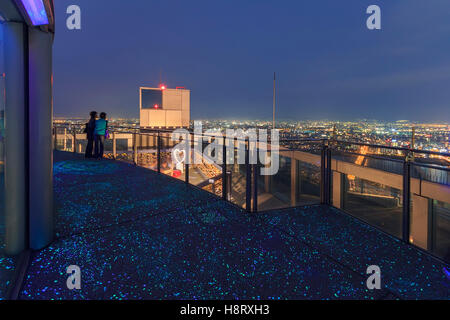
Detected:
[139,86,190,128]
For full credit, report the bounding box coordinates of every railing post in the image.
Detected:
[63,128,67,151]
[245,138,252,212]
[112,131,116,160]
[402,155,411,242]
[320,142,327,204]
[133,133,138,165]
[227,171,232,201]
[185,133,190,184]
[53,127,57,150]
[72,130,76,153]
[291,158,298,207]
[326,147,332,205]
[250,135,258,213]
[252,163,258,213]
[222,136,227,200]
[157,132,161,173]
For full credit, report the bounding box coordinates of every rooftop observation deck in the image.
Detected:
[15,151,449,299]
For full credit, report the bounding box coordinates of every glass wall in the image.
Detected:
[0,22,5,253]
[0,20,16,300]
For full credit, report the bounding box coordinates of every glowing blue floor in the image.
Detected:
[0,176,18,300]
[19,151,449,299]
[0,242,17,300]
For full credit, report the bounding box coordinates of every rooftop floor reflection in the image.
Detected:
[19,151,449,299]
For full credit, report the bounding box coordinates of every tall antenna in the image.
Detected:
[273,72,276,130]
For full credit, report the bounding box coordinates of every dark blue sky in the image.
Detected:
[53,0,450,122]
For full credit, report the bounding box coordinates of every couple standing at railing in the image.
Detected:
[84,111,109,159]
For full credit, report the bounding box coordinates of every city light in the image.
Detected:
[19,0,49,26]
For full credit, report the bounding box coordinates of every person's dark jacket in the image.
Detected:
[86,118,96,140]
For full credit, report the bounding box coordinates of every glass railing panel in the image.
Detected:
[102,134,113,157]
[53,127,61,150]
[54,127,74,152]
[432,200,450,264]
[330,147,405,238]
[187,134,224,197]
[331,143,406,175]
[74,134,87,155]
[226,162,247,209]
[410,163,450,263]
[187,134,200,185]
[410,151,449,185]
[257,154,291,211]
[342,174,403,238]
[133,133,156,168]
[112,133,134,163]
[160,133,185,182]
[219,139,247,209]
[295,159,321,205]
[277,142,323,207]
[411,158,450,185]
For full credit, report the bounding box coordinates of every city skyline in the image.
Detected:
[54,115,450,124]
[54,117,449,154]
[53,0,450,122]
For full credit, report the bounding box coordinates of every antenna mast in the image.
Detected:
[273,72,276,130]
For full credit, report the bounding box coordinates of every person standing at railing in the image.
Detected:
[84,111,97,158]
[94,112,108,159]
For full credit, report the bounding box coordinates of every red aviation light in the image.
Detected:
[154,104,159,109]
[160,84,166,90]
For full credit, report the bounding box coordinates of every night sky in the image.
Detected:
[53,0,450,122]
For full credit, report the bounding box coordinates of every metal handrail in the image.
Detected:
[53,122,450,159]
